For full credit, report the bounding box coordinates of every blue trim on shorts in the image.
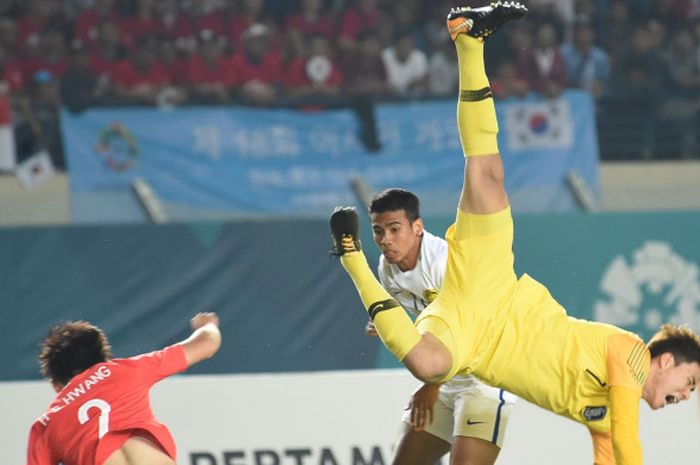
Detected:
[491,389,505,444]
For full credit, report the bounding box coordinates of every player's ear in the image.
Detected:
[51,380,63,393]
[659,352,675,370]
[413,217,424,236]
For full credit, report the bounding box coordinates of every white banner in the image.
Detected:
[3,370,699,465]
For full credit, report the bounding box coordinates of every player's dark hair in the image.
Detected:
[369,188,420,223]
[647,324,700,365]
[39,321,112,386]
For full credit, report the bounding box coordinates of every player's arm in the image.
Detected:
[605,333,649,465]
[608,385,643,464]
[180,312,222,367]
[409,382,441,431]
[26,423,56,465]
[589,429,614,465]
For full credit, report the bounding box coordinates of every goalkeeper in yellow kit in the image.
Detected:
[329,3,700,464]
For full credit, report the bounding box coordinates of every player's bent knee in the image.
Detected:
[403,335,453,383]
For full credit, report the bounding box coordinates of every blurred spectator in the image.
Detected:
[517,21,567,97]
[613,23,667,99]
[285,0,334,39]
[527,0,574,27]
[608,23,668,158]
[15,70,64,169]
[16,0,50,47]
[560,20,610,99]
[338,0,383,51]
[60,42,103,113]
[90,19,126,77]
[381,30,428,96]
[658,27,700,157]
[341,28,391,98]
[111,37,181,105]
[20,28,69,81]
[229,23,282,106]
[74,0,118,48]
[491,61,530,99]
[389,0,429,52]
[186,30,234,103]
[650,0,694,29]
[190,0,226,39]
[284,33,343,100]
[155,0,194,46]
[427,35,458,96]
[158,36,189,86]
[598,0,634,62]
[0,43,25,95]
[228,0,276,51]
[121,0,160,49]
[0,17,17,51]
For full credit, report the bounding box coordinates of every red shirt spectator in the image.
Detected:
[20,29,69,80]
[74,0,120,48]
[112,59,170,88]
[16,0,50,46]
[227,0,277,50]
[186,54,235,86]
[0,48,24,93]
[229,49,282,85]
[190,2,226,38]
[285,0,334,39]
[338,0,383,43]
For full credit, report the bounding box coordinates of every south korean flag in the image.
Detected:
[504,98,574,151]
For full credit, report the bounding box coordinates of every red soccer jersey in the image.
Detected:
[26,344,187,465]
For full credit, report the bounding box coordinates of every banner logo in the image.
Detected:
[594,241,700,338]
[96,123,139,172]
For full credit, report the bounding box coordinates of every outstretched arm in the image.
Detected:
[180,312,222,367]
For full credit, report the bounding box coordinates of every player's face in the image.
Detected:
[643,354,700,409]
[371,209,423,271]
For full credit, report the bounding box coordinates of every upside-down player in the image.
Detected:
[329,3,700,464]
[367,188,516,465]
[26,312,221,465]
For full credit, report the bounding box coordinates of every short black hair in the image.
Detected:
[647,324,700,366]
[39,321,112,386]
[369,188,420,222]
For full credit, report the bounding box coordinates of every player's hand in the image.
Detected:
[408,383,440,431]
[191,312,219,330]
[365,319,378,336]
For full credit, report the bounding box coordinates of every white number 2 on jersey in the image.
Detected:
[78,398,111,439]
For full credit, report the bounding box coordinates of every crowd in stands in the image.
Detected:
[0,0,698,162]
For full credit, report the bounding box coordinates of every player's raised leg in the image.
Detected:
[448,2,527,225]
[330,207,452,382]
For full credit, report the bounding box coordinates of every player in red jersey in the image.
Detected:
[26,312,222,465]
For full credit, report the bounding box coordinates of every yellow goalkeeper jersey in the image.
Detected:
[415,208,651,434]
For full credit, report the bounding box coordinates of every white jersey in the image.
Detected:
[378,230,517,446]
[378,230,446,317]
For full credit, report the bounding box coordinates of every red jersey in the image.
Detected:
[26,344,187,465]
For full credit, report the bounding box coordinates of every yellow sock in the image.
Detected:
[340,252,421,361]
[455,35,499,157]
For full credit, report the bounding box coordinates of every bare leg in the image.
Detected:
[451,436,500,465]
[392,425,451,465]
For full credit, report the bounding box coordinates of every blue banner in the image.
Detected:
[61,91,600,219]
